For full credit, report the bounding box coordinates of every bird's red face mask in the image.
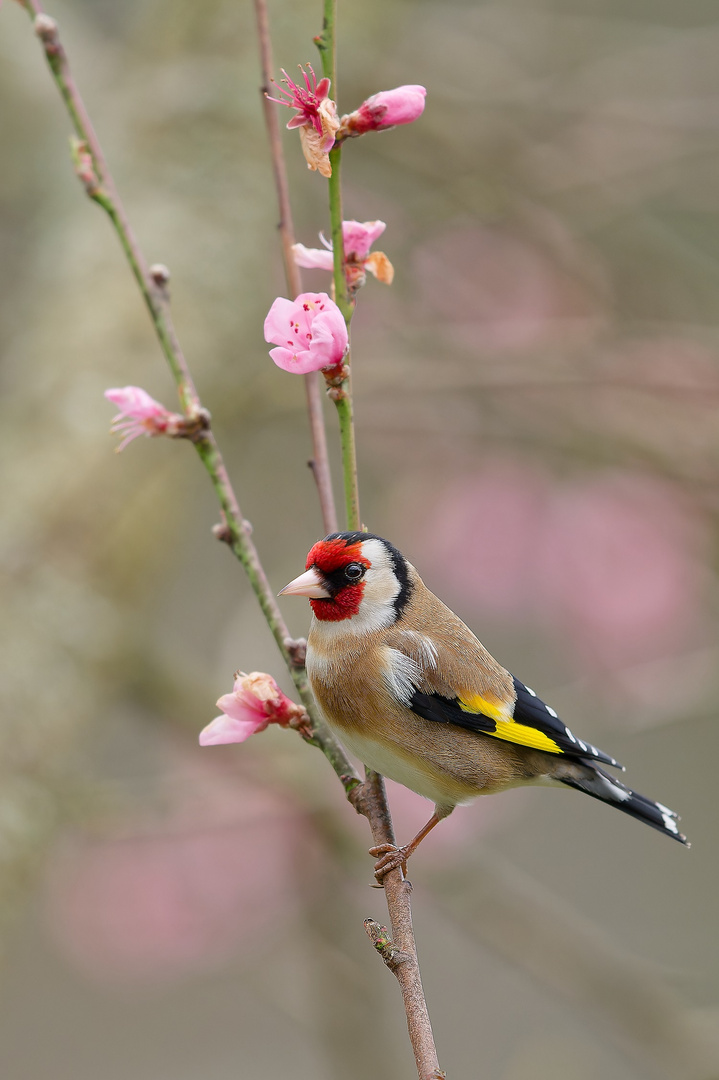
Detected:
[279,538,370,621]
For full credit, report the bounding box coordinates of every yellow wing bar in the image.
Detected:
[458,692,563,755]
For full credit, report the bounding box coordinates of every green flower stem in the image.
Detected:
[315,0,337,86]
[317,0,351,316]
[326,146,352,320]
[325,144,360,531]
[24,0,360,798]
[253,0,338,535]
[333,378,361,532]
[317,9,360,531]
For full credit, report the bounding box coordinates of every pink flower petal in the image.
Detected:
[214,690,263,725]
[292,243,335,271]
[263,297,298,344]
[104,385,179,450]
[348,85,427,134]
[367,85,426,127]
[308,308,348,362]
[104,386,169,420]
[342,219,386,259]
[199,713,267,746]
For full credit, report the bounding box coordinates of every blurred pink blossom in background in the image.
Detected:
[412,224,603,353]
[43,750,316,985]
[414,462,707,673]
[538,475,705,668]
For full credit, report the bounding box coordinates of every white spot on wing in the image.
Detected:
[546,705,558,718]
[525,686,537,697]
[417,635,439,670]
[564,727,577,744]
[655,801,679,833]
[381,647,421,707]
[397,630,438,671]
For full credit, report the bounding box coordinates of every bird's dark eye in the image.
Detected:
[344,562,365,582]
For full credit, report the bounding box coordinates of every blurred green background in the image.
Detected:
[2,0,719,1077]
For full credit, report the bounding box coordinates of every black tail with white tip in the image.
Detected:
[560,762,689,846]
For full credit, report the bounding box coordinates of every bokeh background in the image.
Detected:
[2,0,719,1077]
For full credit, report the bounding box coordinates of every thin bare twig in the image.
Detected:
[31,11,199,414]
[253,0,337,535]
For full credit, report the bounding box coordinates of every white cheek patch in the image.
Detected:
[308,538,410,639]
[322,538,404,637]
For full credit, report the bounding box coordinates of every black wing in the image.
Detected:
[409,676,623,769]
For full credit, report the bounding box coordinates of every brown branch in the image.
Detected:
[353,772,445,1080]
[253,0,337,536]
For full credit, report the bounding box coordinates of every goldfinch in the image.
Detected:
[280,532,688,876]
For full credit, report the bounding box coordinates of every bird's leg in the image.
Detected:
[370,807,451,881]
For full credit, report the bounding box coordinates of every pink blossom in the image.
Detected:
[264,292,348,374]
[340,85,426,136]
[199,671,307,746]
[43,747,317,984]
[408,463,707,681]
[104,386,183,451]
[267,65,339,177]
[293,220,394,287]
[412,224,601,354]
[537,476,706,669]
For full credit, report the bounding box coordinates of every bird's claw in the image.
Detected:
[369,842,409,881]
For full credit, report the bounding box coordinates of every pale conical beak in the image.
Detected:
[278,567,331,599]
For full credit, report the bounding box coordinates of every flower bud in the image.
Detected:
[199,672,307,746]
[340,85,426,137]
